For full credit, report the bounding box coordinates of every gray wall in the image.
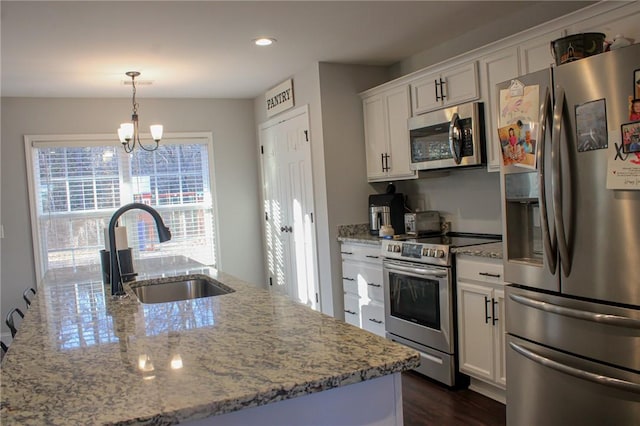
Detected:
[394,169,502,235]
[1,97,263,336]
[317,63,388,317]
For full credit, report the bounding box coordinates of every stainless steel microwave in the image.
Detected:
[408,101,485,171]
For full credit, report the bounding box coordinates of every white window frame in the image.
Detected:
[24,132,220,282]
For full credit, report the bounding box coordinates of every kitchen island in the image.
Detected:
[0,256,419,425]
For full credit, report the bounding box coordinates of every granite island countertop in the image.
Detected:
[0,256,419,425]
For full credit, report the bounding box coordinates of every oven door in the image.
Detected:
[383,259,453,354]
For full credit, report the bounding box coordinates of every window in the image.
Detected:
[25,133,219,281]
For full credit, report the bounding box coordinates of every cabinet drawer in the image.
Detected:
[361,301,385,337]
[342,262,360,294]
[365,273,384,302]
[343,292,361,327]
[340,243,383,264]
[457,256,505,285]
[342,262,383,299]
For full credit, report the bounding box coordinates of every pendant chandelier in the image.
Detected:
[117,71,163,153]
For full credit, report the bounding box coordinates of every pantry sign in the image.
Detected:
[265,79,294,117]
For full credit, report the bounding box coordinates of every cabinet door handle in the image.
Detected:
[439,77,446,100]
[365,255,379,259]
[484,296,491,324]
[368,318,383,324]
[340,251,353,255]
[434,79,440,101]
[381,153,390,172]
[479,272,501,278]
[492,298,499,326]
[367,283,381,288]
[345,310,357,315]
[343,277,355,281]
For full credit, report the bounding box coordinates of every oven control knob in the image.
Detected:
[435,249,445,258]
[422,247,430,257]
[393,245,401,253]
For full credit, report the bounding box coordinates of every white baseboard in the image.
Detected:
[468,377,506,404]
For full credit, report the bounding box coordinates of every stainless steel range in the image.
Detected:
[381,234,499,386]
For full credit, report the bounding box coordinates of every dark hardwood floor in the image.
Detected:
[402,371,506,426]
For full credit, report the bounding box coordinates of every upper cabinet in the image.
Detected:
[478,46,521,172]
[518,30,567,74]
[411,62,479,115]
[362,85,417,182]
[360,1,640,176]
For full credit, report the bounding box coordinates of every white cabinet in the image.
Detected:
[362,85,417,182]
[340,242,386,337]
[478,46,521,172]
[519,30,566,74]
[411,62,479,115]
[456,255,507,403]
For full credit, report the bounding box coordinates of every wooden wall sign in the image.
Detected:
[265,79,294,117]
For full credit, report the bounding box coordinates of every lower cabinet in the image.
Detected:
[456,255,506,403]
[340,242,386,337]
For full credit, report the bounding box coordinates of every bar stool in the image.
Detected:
[6,308,25,338]
[23,287,37,308]
[1,340,8,360]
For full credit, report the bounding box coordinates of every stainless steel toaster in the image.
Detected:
[404,211,440,236]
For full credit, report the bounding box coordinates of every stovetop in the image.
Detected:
[381,232,501,266]
[410,233,501,248]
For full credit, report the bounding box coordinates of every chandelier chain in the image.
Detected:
[131,76,138,116]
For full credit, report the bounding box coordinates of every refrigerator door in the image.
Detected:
[553,43,640,306]
[506,334,640,426]
[506,285,640,425]
[499,68,559,291]
[506,285,640,372]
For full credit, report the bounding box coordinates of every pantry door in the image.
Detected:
[259,106,319,310]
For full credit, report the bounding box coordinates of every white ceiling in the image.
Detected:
[1,1,593,99]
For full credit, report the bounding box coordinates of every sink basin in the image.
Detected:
[131,275,235,304]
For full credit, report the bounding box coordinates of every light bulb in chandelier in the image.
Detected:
[117,71,163,152]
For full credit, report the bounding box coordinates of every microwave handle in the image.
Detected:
[448,112,462,164]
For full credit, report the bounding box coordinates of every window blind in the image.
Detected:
[27,135,218,276]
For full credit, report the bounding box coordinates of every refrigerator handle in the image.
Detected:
[509,341,640,394]
[538,87,557,274]
[551,86,571,276]
[508,293,640,329]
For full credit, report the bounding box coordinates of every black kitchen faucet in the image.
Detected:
[108,203,171,297]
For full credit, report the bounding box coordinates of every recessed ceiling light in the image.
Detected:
[254,38,276,46]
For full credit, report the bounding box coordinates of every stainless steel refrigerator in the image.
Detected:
[498,43,640,425]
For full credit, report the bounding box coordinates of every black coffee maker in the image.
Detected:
[369,190,405,236]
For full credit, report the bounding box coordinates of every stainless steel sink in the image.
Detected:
[131,275,235,304]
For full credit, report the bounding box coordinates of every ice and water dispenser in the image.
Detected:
[504,171,543,264]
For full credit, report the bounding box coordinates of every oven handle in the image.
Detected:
[383,261,447,278]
